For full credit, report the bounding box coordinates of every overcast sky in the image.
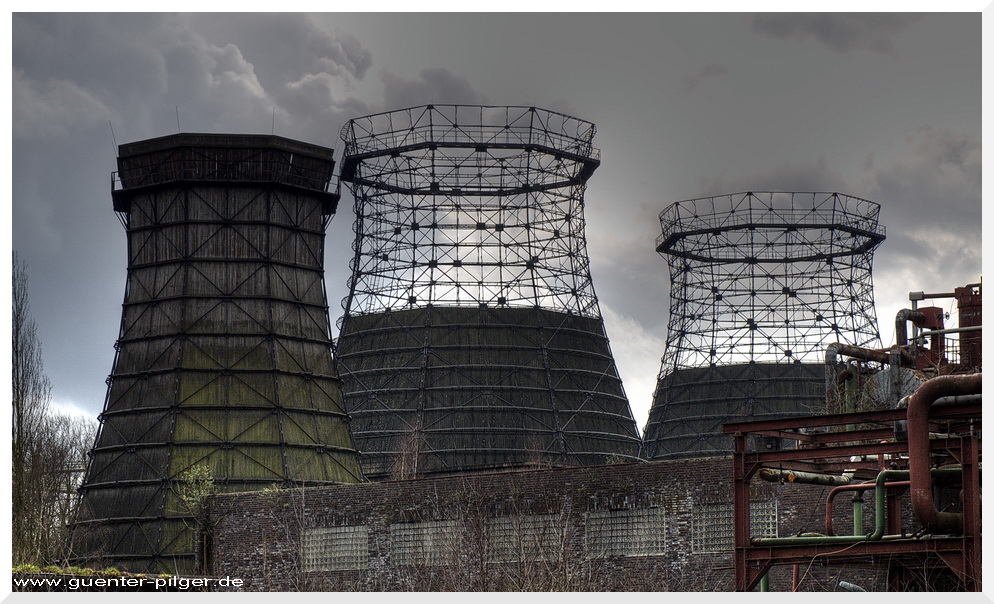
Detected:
[11,12,982,431]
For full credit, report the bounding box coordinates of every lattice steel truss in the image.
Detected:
[642,192,886,459]
[337,105,642,479]
[339,105,601,315]
[71,134,363,575]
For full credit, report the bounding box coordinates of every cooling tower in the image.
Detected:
[641,192,886,459]
[336,105,642,479]
[72,133,363,574]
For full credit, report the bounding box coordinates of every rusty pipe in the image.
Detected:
[759,467,852,486]
[896,309,926,346]
[907,373,982,534]
[826,342,913,370]
[826,343,913,409]
[824,480,909,536]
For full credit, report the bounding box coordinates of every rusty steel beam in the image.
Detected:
[740,440,907,465]
[733,431,754,591]
[723,401,980,435]
[743,536,969,564]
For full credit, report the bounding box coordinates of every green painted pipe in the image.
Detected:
[852,495,864,537]
[759,574,769,592]
[752,469,961,547]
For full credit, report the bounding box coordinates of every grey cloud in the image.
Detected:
[863,127,980,234]
[587,201,670,338]
[12,14,171,103]
[276,73,371,144]
[13,69,113,141]
[184,15,374,142]
[682,63,729,93]
[159,33,274,131]
[539,99,581,119]
[749,14,922,53]
[195,14,372,88]
[862,127,981,291]
[381,68,489,109]
[696,157,851,197]
[13,13,374,144]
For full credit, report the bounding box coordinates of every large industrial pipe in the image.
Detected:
[759,467,852,487]
[907,373,981,534]
[825,343,913,410]
[896,309,926,346]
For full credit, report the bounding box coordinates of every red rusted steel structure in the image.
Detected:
[726,373,981,591]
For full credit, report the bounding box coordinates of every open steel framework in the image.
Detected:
[337,105,642,479]
[642,192,886,459]
[72,134,363,575]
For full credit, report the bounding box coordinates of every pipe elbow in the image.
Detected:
[896,309,926,346]
[907,374,981,534]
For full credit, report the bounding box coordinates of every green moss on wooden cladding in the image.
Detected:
[73,134,360,576]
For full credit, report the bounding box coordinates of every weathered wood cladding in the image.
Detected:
[641,363,824,459]
[114,133,338,210]
[74,134,362,576]
[337,306,643,479]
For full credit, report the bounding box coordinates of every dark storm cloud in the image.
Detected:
[382,68,490,109]
[748,14,922,53]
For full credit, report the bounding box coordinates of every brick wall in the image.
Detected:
[208,458,887,591]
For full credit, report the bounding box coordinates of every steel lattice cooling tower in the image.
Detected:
[72,134,363,574]
[641,192,886,459]
[336,105,642,479]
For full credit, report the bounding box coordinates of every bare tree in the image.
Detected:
[13,251,53,563]
[12,252,97,565]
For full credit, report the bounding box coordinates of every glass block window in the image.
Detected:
[691,500,777,554]
[389,520,460,566]
[485,514,561,562]
[302,525,369,571]
[585,507,666,558]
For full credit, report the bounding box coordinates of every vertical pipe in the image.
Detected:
[759,574,769,592]
[852,493,864,537]
[792,565,800,592]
